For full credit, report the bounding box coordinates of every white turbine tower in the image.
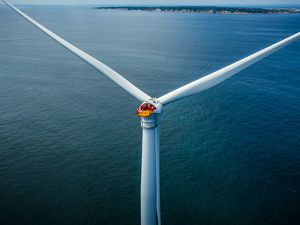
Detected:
[2,1,299,225]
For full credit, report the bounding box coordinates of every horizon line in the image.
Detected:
[1,3,300,6]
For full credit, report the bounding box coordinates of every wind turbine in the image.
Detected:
[1,1,299,225]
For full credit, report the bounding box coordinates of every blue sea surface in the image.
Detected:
[0,6,299,225]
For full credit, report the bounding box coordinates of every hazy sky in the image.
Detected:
[1,0,300,5]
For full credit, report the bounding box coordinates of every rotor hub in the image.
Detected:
[136,99,163,128]
[136,98,162,118]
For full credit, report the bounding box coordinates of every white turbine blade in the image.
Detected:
[158,32,300,105]
[2,0,150,102]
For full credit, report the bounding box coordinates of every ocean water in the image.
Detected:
[0,6,299,225]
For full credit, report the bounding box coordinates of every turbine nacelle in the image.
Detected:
[136,99,163,129]
[136,98,163,118]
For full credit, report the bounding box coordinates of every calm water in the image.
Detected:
[0,6,299,225]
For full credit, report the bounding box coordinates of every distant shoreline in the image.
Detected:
[94,6,300,14]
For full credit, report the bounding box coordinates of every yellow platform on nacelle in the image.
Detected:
[136,110,153,117]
